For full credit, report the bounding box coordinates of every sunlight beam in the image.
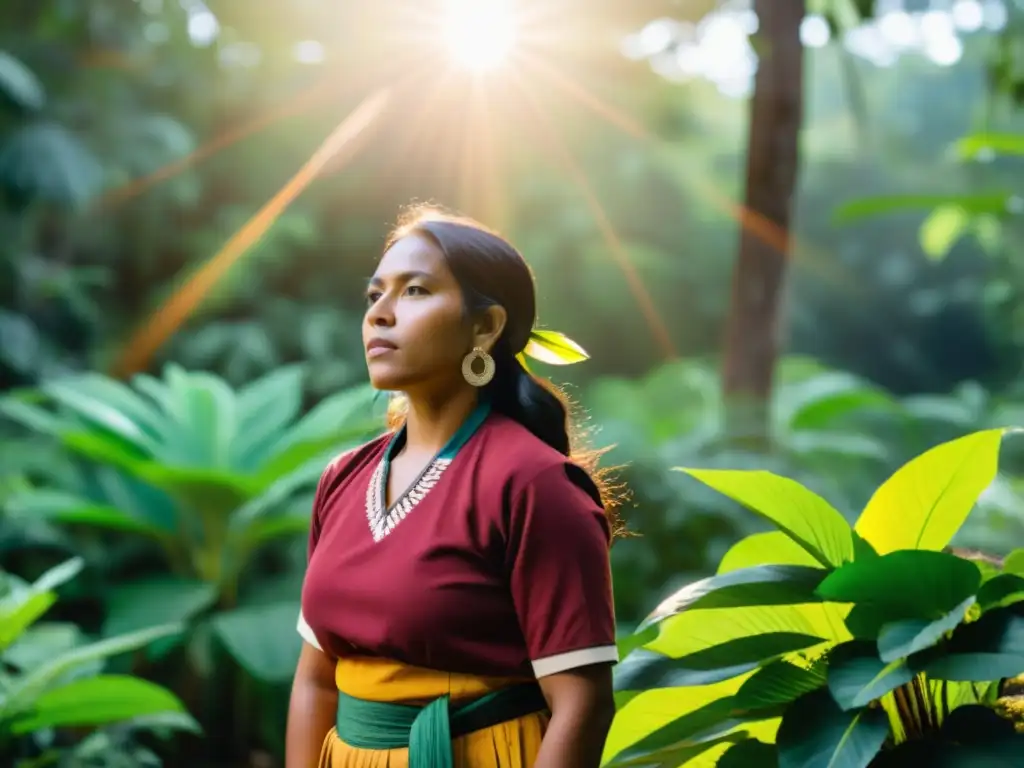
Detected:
[113,89,393,378]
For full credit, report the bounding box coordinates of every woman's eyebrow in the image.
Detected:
[366,270,433,288]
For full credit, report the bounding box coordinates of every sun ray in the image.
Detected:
[518,51,859,293]
[510,76,678,360]
[112,89,394,378]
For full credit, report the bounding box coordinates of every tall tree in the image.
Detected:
[721,0,806,445]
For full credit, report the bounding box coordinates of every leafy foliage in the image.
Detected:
[0,365,385,682]
[606,429,1024,767]
[0,557,196,766]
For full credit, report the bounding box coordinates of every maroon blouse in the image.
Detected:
[298,411,618,679]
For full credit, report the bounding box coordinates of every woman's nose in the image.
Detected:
[365,296,395,327]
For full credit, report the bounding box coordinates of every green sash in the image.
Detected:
[334,683,547,768]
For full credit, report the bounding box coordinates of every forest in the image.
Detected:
[2,0,1024,766]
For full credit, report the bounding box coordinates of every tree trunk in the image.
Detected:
[721,0,805,447]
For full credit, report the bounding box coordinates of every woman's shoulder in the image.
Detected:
[478,414,602,506]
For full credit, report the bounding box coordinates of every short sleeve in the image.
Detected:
[507,462,618,678]
[297,461,336,651]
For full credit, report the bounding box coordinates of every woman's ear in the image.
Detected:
[472,305,508,353]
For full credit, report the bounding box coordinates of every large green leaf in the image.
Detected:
[3,623,184,713]
[675,469,857,568]
[977,574,1024,612]
[603,675,751,765]
[42,379,159,454]
[1002,549,1024,577]
[827,641,913,711]
[639,566,827,630]
[5,489,167,538]
[232,365,306,470]
[103,578,218,636]
[716,739,777,767]
[4,675,193,735]
[816,550,982,620]
[616,633,825,691]
[602,697,746,766]
[854,429,1005,555]
[733,659,827,710]
[652,604,848,670]
[605,732,744,767]
[877,595,976,662]
[921,609,1024,682]
[717,532,821,573]
[776,689,889,768]
[211,602,303,683]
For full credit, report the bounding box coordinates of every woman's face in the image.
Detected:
[363,234,474,394]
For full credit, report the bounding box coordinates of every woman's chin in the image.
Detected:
[366,367,407,392]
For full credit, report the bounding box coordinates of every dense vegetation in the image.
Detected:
[3,0,1024,766]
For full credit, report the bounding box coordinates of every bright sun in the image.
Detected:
[440,0,517,73]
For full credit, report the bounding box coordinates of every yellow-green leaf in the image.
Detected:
[677,469,856,568]
[854,429,1005,555]
[523,329,589,365]
[717,532,820,574]
[920,205,970,261]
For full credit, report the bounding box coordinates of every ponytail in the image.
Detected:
[487,346,571,456]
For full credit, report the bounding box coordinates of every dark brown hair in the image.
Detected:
[384,205,625,534]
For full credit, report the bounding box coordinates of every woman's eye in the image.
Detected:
[365,291,382,305]
[405,285,429,296]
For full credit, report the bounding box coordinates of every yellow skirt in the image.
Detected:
[318,655,548,768]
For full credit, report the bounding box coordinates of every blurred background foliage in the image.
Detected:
[4,0,1024,765]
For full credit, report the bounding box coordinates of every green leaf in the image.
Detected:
[616,625,657,661]
[606,732,744,767]
[31,557,85,594]
[954,133,1024,159]
[920,205,970,261]
[854,429,1004,555]
[676,469,857,568]
[717,532,821,573]
[816,550,982,620]
[4,623,184,712]
[616,633,825,691]
[977,574,1024,612]
[522,329,589,365]
[6,489,166,537]
[104,578,218,636]
[833,193,1012,224]
[877,595,976,662]
[733,659,827,710]
[827,641,913,710]
[1003,549,1024,576]
[211,602,303,683]
[921,609,1024,682]
[777,689,889,768]
[716,739,778,767]
[639,565,827,631]
[602,697,744,765]
[0,592,56,651]
[5,675,191,735]
[0,51,44,111]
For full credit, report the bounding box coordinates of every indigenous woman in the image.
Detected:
[285,209,619,768]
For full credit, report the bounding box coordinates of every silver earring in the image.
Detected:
[462,347,495,387]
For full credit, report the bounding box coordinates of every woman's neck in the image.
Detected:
[401,387,480,456]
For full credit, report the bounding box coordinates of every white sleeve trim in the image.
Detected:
[296,610,322,651]
[531,645,619,678]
